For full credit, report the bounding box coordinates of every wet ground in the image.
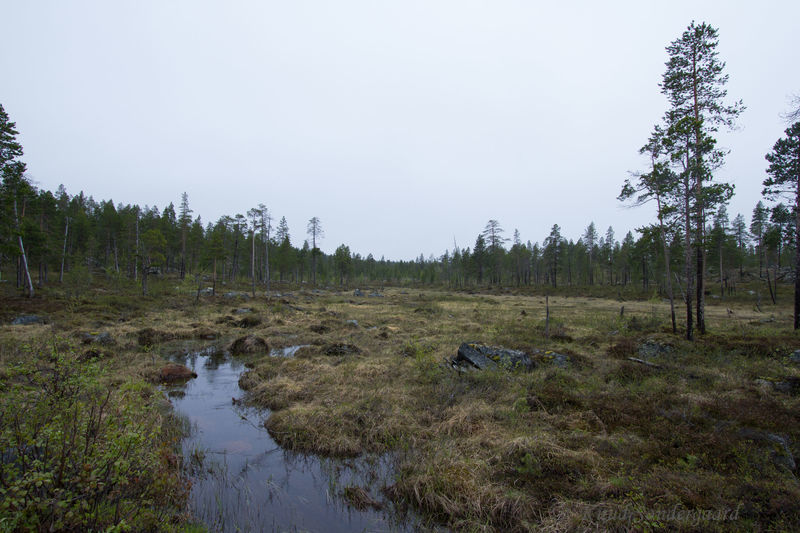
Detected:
[163,341,417,532]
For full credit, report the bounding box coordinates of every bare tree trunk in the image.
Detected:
[662,236,677,334]
[231,230,239,282]
[141,260,148,296]
[545,295,550,339]
[795,186,800,328]
[655,193,677,334]
[134,215,139,281]
[692,46,706,336]
[719,243,724,299]
[13,199,34,298]
[251,230,256,298]
[684,174,694,341]
[60,217,69,282]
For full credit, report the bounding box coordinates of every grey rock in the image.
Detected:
[755,377,800,395]
[198,287,214,295]
[453,342,534,371]
[368,291,384,298]
[539,350,570,368]
[773,377,800,395]
[638,340,672,359]
[345,319,359,327]
[738,428,796,471]
[223,291,249,299]
[353,289,365,297]
[789,350,800,363]
[11,315,44,326]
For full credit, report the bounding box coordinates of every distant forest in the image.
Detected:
[2,21,800,343]
[0,176,789,296]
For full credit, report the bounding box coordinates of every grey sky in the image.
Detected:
[3,1,799,259]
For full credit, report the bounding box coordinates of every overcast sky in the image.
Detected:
[3,1,799,259]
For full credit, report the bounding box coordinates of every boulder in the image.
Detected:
[223,291,249,299]
[353,289,365,297]
[789,350,800,363]
[345,319,359,328]
[159,364,197,382]
[453,343,534,371]
[754,376,800,395]
[773,377,800,395]
[229,335,269,355]
[11,315,44,326]
[539,350,570,368]
[738,428,796,472]
[638,340,672,359]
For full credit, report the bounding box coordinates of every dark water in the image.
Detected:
[163,342,416,533]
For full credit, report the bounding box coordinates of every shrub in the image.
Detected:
[0,344,188,531]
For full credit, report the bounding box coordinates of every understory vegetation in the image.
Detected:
[2,275,798,531]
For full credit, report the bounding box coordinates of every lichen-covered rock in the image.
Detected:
[453,343,534,371]
[10,315,45,326]
[538,350,570,368]
[638,340,672,359]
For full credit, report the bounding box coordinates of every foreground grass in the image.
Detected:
[238,288,800,531]
[1,279,799,531]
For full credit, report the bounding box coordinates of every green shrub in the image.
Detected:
[0,344,188,531]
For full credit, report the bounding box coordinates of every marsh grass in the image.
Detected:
[233,288,800,531]
[2,281,800,531]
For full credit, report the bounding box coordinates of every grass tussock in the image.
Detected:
[3,282,800,531]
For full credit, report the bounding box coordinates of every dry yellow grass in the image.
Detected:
[2,283,799,531]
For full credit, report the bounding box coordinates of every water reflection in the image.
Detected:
[162,341,418,533]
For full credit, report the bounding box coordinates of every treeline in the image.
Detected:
[2,21,799,342]
[0,102,795,297]
[0,170,791,299]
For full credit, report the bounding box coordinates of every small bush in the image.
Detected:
[0,344,188,531]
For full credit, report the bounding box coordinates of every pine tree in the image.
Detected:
[763,121,800,328]
[661,21,743,335]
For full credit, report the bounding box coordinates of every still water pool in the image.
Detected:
[162,342,417,532]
